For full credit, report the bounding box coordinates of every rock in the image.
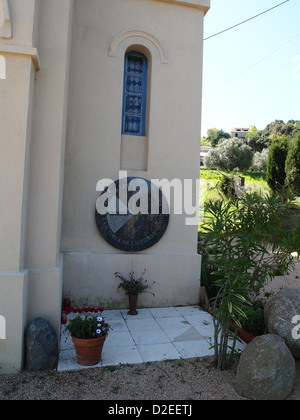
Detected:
[26,318,58,372]
[264,288,300,358]
[236,334,295,400]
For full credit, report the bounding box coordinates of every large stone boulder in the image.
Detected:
[264,288,300,358]
[26,318,58,371]
[236,335,295,400]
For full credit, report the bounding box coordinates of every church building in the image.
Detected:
[0,0,210,374]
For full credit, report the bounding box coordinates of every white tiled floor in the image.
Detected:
[57,306,246,372]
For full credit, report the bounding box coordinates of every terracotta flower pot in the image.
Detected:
[230,325,255,344]
[237,328,255,344]
[128,294,138,315]
[72,335,106,366]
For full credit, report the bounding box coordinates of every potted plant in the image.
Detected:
[65,314,110,366]
[115,269,155,315]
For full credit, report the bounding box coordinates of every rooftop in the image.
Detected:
[154,0,210,14]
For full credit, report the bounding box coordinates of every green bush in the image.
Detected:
[200,263,222,301]
[205,138,254,171]
[266,137,289,193]
[285,134,300,196]
[218,174,237,200]
[199,192,298,370]
[242,305,265,337]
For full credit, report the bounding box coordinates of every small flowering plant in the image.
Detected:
[65,314,110,340]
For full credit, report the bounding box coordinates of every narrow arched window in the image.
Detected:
[122,51,148,136]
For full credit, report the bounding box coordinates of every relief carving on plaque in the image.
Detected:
[95,177,170,252]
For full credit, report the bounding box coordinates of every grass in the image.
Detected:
[198,169,271,231]
[198,168,300,238]
[200,168,270,193]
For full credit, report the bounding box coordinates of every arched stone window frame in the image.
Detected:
[109,30,168,139]
[108,29,168,65]
[109,30,168,170]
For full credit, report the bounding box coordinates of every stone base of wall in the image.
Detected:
[63,252,201,310]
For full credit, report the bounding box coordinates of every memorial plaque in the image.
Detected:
[95,177,169,252]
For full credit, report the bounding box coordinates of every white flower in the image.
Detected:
[96,329,101,334]
[97,324,101,327]
[97,316,103,322]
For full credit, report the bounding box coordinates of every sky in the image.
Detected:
[201,0,300,137]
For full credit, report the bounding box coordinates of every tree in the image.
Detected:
[207,128,230,148]
[205,138,254,171]
[252,148,269,173]
[244,126,267,152]
[285,134,300,196]
[266,137,289,193]
[260,120,300,147]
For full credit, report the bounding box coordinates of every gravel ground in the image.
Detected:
[0,357,248,401]
[1,260,300,401]
[1,356,300,401]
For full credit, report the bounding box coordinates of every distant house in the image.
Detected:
[231,128,250,138]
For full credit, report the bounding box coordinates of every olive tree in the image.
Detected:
[205,138,253,171]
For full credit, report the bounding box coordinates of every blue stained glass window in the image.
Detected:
[122,52,148,136]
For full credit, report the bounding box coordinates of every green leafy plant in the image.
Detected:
[199,192,298,370]
[266,137,289,193]
[285,133,300,196]
[242,305,265,337]
[65,315,110,340]
[115,269,155,296]
[218,174,237,200]
[200,263,222,302]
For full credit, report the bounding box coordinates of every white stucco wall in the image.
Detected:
[61,0,207,308]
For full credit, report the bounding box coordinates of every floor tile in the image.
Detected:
[57,349,101,372]
[101,345,143,367]
[103,310,123,320]
[155,316,190,330]
[164,326,203,342]
[108,319,129,333]
[175,306,205,317]
[137,343,181,362]
[173,340,215,358]
[148,307,181,318]
[184,315,215,338]
[126,317,161,332]
[121,308,153,320]
[130,328,171,345]
[57,306,247,372]
[60,332,73,351]
[105,331,135,347]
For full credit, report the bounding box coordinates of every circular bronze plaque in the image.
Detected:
[95,177,169,252]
